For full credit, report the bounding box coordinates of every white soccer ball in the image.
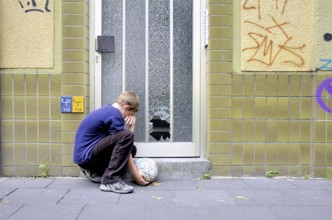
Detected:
[135,158,158,182]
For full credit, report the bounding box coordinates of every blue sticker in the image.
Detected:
[61,96,72,113]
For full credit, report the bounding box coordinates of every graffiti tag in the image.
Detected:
[316,78,332,113]
[242,0,306,69]
[243,0,288,19]
[18,0,51,13]
[318,59,332,71]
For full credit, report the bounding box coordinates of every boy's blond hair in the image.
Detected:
[115,91,139,112]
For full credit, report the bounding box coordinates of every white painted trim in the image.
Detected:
[170,0,174,142]
[90,0,102,110]
[89,0,95,110]
[199,0,207,157]
[145,0,150,142]
[122,0,126,92]
[192,0,203,156]
[135,142,196,157]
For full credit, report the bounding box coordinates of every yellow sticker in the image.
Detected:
[72,96,84,113]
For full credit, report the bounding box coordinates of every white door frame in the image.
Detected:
[89,0,206,157]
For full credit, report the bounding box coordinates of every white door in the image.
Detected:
[90,0,202,157]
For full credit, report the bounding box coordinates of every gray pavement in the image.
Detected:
[0,177,332,220]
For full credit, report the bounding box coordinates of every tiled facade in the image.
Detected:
[0,0,89,177]
[0,0,331,178]
[206,0,332,178]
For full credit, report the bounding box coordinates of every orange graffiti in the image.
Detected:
[243,33,305,67]
[242,0,305,68]
[243,0,288,18]
[273,0,288,15]
[243,0,261,19]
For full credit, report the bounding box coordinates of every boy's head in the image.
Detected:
[115,91,139,113]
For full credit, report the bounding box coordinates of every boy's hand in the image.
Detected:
[125,115,136,125]
[134,170,149,186]
[125,116,136,132]
[128,155,148,186]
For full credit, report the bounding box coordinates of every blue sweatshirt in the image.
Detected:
[73,104,124,165]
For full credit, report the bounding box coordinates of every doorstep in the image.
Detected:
[124,158,211,181]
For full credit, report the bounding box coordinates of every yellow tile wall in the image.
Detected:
[206,1,331,178]
[61,0,89,177]
[1,73,67,176]
[0,0,89,177]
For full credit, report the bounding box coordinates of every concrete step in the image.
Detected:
[124,158,211,181]
[153,158,211,180]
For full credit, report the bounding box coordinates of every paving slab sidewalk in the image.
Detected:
[0,177,332,220]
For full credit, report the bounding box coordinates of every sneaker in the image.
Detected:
[80,168,101,183]
[100,181,134,194]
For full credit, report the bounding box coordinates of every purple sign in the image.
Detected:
[316,78,332,113]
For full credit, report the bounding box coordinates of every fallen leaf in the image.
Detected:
[0,200,11,205]
[234,196,249,200]
[152,196,163,200]
[151,182,161,186]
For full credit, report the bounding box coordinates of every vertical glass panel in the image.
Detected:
[148,0,170,142]
[125,0,146,142]
[102,0,123,105]
[173,0,193,141]
[101,0,194,144]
